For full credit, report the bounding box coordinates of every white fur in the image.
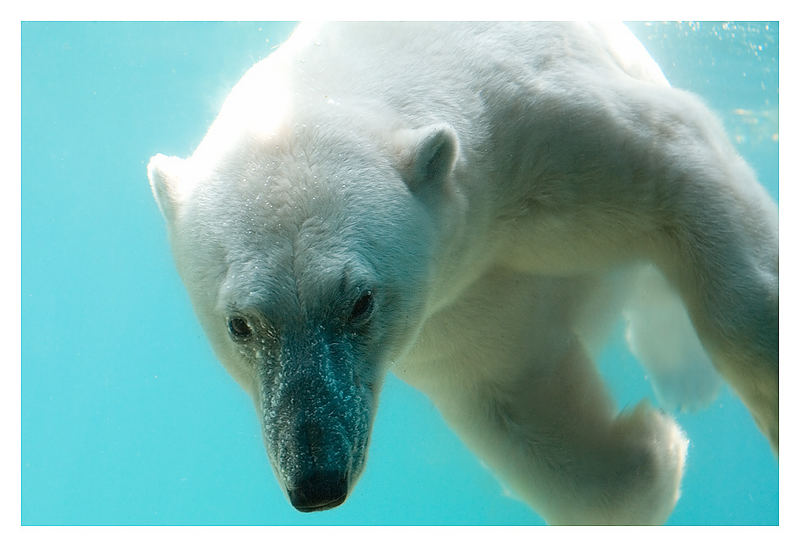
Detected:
[148,22,778,524]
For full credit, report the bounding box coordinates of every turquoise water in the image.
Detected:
[21,22,778,525]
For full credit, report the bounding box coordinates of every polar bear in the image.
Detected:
[147,22,778,525]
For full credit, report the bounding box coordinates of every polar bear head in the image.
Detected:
[147,114,460,512]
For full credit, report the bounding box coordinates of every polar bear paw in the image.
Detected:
[606,401,689,524]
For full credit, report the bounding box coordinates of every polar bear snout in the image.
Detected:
[279,419,357,512]
[254,326,376,513]
[287,468,350,512]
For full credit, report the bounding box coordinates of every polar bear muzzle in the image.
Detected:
[255,325,375,512]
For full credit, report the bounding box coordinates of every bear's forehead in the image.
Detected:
[185,161,363,262]
[199,121,385,208]
[188,128,404,247]
[210,173,349,244]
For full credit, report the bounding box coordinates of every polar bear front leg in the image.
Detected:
[504,79,778,452]
[436,340,688,525]
[629,90,780,452]
[654,187,778,451]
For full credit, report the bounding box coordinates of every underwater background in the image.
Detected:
[21,21,778,525]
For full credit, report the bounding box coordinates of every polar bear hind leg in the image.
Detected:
[624,264,722,413]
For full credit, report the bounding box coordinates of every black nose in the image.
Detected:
[288,471,349,512]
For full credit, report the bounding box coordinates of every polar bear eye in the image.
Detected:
[349,290,375,323]
[227,315,253,340]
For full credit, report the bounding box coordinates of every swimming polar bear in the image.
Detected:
[148,22,778,524]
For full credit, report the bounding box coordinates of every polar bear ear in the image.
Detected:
[147,153,185,223]
[396,124,458,193]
